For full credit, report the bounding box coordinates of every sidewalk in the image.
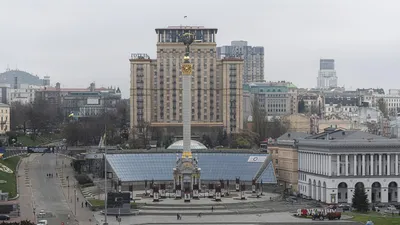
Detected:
[56,157,99,225]
[17,155,35,222]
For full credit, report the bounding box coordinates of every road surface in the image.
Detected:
[27,154,73,224]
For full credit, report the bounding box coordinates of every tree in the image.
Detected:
[352,185,369,212]
[377,98,388,118]
[298,99,305,113]
[265,117,289,139]
[251,96,267,142]
[9,102,31,132]
[132,121,152,148]
[201,134,213,148]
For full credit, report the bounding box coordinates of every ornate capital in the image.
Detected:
[181,63,192,75]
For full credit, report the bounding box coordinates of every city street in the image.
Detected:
[19,154,73,224]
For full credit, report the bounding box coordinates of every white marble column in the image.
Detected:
[362,154,366,176]
[370,154,374,176]
[337,155,340,176]
[314,154,317,173]
[354,154,357,176]
[387,154,391,175]
[379,154,382,176]
[396,154,399,176]
[325,155,328,175]
[345,154,349,176]
[328,155,332,176]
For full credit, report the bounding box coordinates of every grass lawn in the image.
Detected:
[88,199,104,207]
[87,199,138,209]
[17,136,43,146]
[0,156,21,198]
[346,212,400,225]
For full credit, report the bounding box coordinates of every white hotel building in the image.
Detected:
[298,129,400,204]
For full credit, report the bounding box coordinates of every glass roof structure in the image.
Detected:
[167,140,208,150]
[106,153,276,183]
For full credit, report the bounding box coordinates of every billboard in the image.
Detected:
[27,147,51,153]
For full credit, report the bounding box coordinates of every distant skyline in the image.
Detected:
[1,0,400,97]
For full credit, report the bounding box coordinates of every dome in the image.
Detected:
[167,140,208,150]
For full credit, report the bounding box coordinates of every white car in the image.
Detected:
[37,220,48,225]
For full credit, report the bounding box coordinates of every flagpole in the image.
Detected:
[103,124,108,225]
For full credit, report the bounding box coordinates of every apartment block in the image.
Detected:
[130,26,243,134]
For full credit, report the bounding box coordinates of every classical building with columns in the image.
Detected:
[298,128,400,204]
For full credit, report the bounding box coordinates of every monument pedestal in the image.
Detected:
[184,193,191,202]
[153,192,159,202]
[193,189,199,199]
[175,190,182,199]
[215,192,222,201]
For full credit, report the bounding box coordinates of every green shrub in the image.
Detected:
[80,183,95,188]
[75,174,92,185]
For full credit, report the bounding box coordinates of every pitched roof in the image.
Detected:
[277,131,310,141]
[306,128,387,140]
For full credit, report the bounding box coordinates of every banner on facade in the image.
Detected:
[247,156,267,163]
[85,153,104,159]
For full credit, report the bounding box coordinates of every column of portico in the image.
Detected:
[387,154,391,175]
[337,155,340,176]
[370,154,374,176]
[395,154,398,176]
[328,155,332,176]
[354,154,357,176]
[362,154,366,176]
[345,154,349,176]
[379,154,382,176]
[325,154,328,175]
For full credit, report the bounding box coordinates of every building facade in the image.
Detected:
[0,103,10,134]
[36,82,121,118]
[217,40,264,83]
[269,132,310,194]
[130,26,243,134]
[242,81,298,118]
[317,59,337,89]
[298,129,400,204]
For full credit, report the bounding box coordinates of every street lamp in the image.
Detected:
[66,176,70,200]
[74,184,77,216]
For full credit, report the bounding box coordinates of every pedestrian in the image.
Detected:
[211,206,214,212]
[197,212,202,217]
[85,202,88,207]
[77,197,79,202]
[179,214,182,220]
[176,213,179,220]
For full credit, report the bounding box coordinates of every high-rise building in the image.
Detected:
[130,26,244,135]
[317,59,338,89]
[217,40,264,83]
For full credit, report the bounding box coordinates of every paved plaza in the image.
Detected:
[94,212,360,225]
[17,154,361,225]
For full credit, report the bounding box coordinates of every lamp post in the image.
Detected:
[103,126,108,225]
[74,184,77,216]
[66,176,70,200]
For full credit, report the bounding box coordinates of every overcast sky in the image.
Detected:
[1,0,399,98]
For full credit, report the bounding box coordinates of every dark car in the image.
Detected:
[0,215,10,221]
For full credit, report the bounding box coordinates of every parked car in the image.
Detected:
[326,212,341,220]
[0,215,10,221]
